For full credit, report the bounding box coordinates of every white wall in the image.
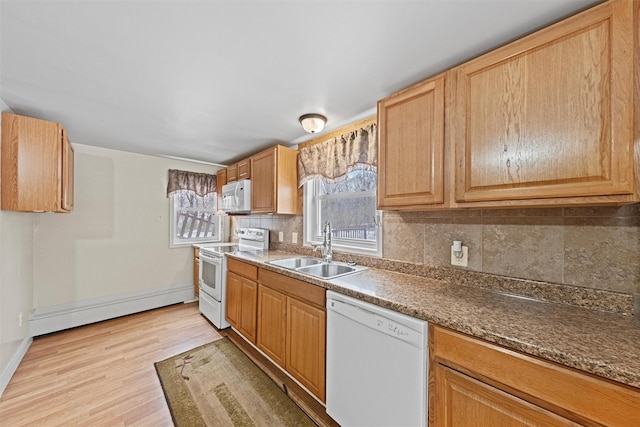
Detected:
[0,110,219,393]
[33,144,218,308]
[0,100,35,394]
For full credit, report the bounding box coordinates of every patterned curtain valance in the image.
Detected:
[166,169,217,197]
[297,122,377,187]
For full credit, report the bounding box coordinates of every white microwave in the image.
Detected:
[221,179,251,214]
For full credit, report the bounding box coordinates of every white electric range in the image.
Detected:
[198,228,269,329]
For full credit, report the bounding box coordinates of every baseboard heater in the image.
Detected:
[30,282,193,336]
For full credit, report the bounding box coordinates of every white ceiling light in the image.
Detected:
[299,114,327,133]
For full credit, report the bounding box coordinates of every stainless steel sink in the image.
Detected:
[266,257,366,279]
[296,263,364,279]
[267,257,324,269]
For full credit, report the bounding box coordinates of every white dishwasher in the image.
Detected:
[326,291,428,427]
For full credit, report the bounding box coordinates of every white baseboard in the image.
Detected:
[0,336,32,398]
[30,282,194,336]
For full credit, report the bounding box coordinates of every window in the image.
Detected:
[167,168,220,248]
[304,169,382,256]
[169,191,222,248]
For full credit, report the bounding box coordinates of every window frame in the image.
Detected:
[168,192,221,248]
[303,178,382,257]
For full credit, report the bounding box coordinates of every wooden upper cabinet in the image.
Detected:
[216,168,227,188]
[226,163,238,182]
[226,158,251,183]
[237,158,251,180]
[61,131,74,211]
[377,75,445,209]
[251,145,299,214]
[452,0,637,206]
[1,112,74,213]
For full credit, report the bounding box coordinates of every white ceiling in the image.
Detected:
[0,0,602,166]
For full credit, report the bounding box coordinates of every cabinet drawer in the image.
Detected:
[259,268,325,308]
[227,258,258,281]
[432,326,640,426]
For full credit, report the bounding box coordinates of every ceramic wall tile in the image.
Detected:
[284,215,303,247]
[246,203,640,296]
[423,223,482,270]
[258,216,273,232]
[382,217,424,264]
[564,225,640,294]
[482,224,564,284]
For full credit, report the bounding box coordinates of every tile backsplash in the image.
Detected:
[232,204,640,296]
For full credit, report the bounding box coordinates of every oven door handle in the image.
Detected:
[199,251,222,261]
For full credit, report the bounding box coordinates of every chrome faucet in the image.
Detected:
[313,221,333,263]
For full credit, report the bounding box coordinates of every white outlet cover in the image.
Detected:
[450,245,469,267]
[292,232,298,244]
[278,231,284,242]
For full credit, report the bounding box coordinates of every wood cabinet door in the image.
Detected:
[237,158,251,180]
[225,271,242,328]
[377,75,445,209]
[433,364,577,427]
[193,249,199,297]
[1,113,63,212]
[453,0,635,204]
[61,131,74,212]
[216,168,227,188]
[227,164,238,182]
[432,325,640,426]
[251,147,276,213]
[238,277,258,343]
[286,297,326,401]
[257,285,286,366]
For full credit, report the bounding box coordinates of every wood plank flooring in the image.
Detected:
[0,302,223,427]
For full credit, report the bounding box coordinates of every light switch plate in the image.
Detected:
[450,245,468,267]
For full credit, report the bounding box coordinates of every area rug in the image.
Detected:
[155,337,316,426]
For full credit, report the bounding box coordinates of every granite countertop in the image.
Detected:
[228,249,640,390]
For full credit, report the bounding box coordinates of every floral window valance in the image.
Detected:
[166,169,217,197]
[297,121,377,187]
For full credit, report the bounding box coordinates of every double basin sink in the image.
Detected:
[266,256,367,279]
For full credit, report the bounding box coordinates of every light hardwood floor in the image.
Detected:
[0,302,223,426]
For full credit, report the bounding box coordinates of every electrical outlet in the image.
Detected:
[292,232,298,244]
[450,245,469,267]
[18,312,23,328]
[278,231,284,242]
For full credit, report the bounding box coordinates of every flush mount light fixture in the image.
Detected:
[299,114,327,134]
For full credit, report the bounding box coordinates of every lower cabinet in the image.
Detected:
[431,325,640,427]
[434,364,576,426]
[256,285,287,366]
[257,268,326,402]
[193,248,200,297]
[226,259,258,343]
[285,296,326,401]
